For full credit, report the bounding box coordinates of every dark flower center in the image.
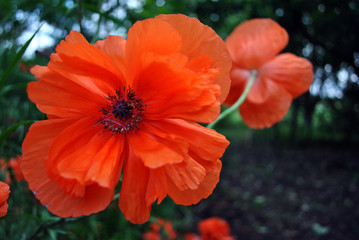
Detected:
[97,87,145,135]
[112,99,133,120]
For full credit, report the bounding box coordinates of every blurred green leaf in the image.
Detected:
[0,120,34,148]
[82,3,123,25]
[0,25,42,89]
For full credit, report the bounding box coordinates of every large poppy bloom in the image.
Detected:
[224,18,313,128]
[0,181,10,217]
[21,14,231,224]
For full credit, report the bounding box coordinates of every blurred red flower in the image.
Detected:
[224,18,313,128]
[198,217,234,240]
[184,233,201,240]
[143,218,177,240]
[21,14,231,223]
[9,155,24,182]
[0,181,10,217]
[0,158,11,184]
[185,217,234,240]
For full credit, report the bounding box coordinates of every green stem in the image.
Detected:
[113,193,120,201]
[207,70,257,129]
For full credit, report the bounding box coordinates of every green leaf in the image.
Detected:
[0,25,43,89]
[0,120,34,147]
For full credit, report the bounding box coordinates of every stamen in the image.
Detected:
[97,87,145,135]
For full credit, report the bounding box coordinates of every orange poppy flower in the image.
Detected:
[0,181,10,217]
[224,18,313,128]
[21,14,231,224]
[9,156,24,182]
[198,217,234,240]
[143,218,177,240]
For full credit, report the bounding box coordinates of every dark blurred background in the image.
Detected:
[0,0,358,239]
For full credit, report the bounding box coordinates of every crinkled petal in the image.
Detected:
[133,54,220,123]
[29,66,106,118]
[120,118,228,223]
[125,17,182,83]
[145,168,168,207]
[49,31,125,95]
[145,119,227,199]
[226,18,288,69]
[95,35,126,75]
[167,160,222,205]
[129,125,186,168]
[240,79,292,128]
[46,117,124,190]
[261,53,314,98]
[127,14,229,123]
[147,119,229,168]
[118,148,151,224]
[21,119,116,217]
[156,14,232,103]
[164,156,206,191]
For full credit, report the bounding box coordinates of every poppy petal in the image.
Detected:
[46,117,124,189]
[21,119,115,217]
[261,53,314,98]
[133,55,220,123]
[240,79,292,128]
[146,168,168,206]
[49,31,125,95]
[156,14,232,103]
[148,119,229,166]
[118,148,151,224]
[165,156,206,191]
[167,160,222,205]
[29,66,106,118]
[129,126,186,168]
[130,123,206,191]
[95,35,126,75]
[226,18,288,69]
[0,182,10,217]
[125,17,182,83]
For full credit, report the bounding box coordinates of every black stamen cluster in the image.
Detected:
[97,87,145,135]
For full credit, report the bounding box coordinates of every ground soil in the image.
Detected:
[189,141,359,240]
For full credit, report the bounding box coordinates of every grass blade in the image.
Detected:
[0,120,34,147]
[0,25,43,89]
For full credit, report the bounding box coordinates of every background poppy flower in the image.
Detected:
[224,18,314,128]
[0,158,11,185]
[184,233,201,240]
[9,156,24,182]
[143,218,177,240]
[0,181,10,217]
[185,217,234,240]
[198,217,234,240]
[21,14,231,224]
